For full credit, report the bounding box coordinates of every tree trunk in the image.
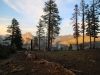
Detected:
[48,16,51,51]
[76,5,79,50]
[51,37,52,50]
[11,26,14,49]
[39,35,40,51]
[93,0,95,49]
[90,35,92,49]
[48,0,51,51]
[82,5,85,50]
[76,37,79,50]
[31,39,33,51]
[88,9,92,49]
[50,23,53,50]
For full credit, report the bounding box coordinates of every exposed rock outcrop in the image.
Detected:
[22,32,34,44]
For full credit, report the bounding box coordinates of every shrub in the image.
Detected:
[0,44,16,59]
[68,44,72,50]
[0,45,10,59]
[9,47,16,54]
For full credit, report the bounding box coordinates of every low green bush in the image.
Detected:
[0,50,9,59]
[0,46,9,59]
[0,44,16,59]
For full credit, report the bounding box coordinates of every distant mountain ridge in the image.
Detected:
[0,32,34,44]
[0,35,9,43]
[1,33,100,47]
[56,35,73,38]
[55,35,100,46]
[54,35,74,45]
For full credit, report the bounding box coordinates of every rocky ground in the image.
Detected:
[0,51,75,75]
[0,49,100,75]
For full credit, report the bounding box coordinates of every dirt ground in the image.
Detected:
[0,49,100,75]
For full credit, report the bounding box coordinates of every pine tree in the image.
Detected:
[68,44,72,50]
[42,0,62,51]
[90,0,100,49]
[33,36,38,49]
[36,19,45,50]
[95,0,100,11]
[85,4,92,49]
[6,18,23,50]
[14,27,23,50]
[80,0,85,50]
[70,4,80,50]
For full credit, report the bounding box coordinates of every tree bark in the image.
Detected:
[82,1,85,50]
[31,39,33,51]
[48,0,51,51]
[38,27,40,51]
[93,0,95,49]
[75,4,79,50]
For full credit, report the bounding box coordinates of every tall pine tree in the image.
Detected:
[42,0,62,51]
[14,27,23,50]
[6,18,23,50]
[33,36,38,49]
[85,4,92,49]
[70,4,80,50]
[36,19,45,50]
[80,0,85,50]
[91,0,100,49]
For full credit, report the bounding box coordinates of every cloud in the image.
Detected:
[0,25,8,35]
[66,0,77,3]
[22,27,37,36]
[2,0,80,36]
[0,17,11,26]
[3,0,49,36]
[0,18,10,21]
[0,17,37,35]
[0,17,10,35]
[61,19,71,28]
[0,24,37,36]
[59,19,73,35]
[3,0,46,22]
[0,22,37,36]
[3,0,20,12]
[3,0,77,22]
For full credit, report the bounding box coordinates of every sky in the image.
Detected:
[0,0,91,36]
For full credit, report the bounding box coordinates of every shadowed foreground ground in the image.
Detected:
[0,50,100,75]
[35,50,100,75]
